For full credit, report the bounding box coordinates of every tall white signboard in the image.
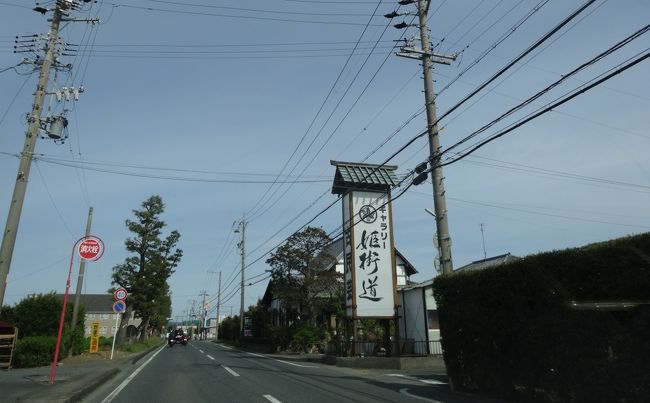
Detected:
[343,190,397,318]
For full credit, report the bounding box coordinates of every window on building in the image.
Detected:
[100,314,109,319]
[87,313,95,319]
[427,309,439,330]
[100,326,108,334]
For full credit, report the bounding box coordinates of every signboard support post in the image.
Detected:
[110,314,121,360]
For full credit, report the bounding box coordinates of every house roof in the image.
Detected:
[320,237,418,276]
[262,237,419,304]
[330,160,399,194]
[55,294,116,313]
[398,253,521,292]
[454,253,520,272]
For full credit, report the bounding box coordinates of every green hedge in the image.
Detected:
[433,233,650,402]
[12,336,56,368]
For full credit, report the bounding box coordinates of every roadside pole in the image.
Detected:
[0,1,63,310]
[69,207,94,357]
[50,236,104,384]
[110,314,121,360]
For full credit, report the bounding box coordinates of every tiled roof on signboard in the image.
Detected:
[330,160,399,194]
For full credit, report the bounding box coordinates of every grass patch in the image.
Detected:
[123,337,163,353]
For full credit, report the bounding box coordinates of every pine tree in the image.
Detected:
[112,196,182,344]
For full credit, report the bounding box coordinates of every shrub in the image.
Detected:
[291,322,322,352]
[433,232,650,401]
[270,325,293,351]
[13,336,56,368]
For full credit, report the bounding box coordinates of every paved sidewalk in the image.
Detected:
[0,347,160,403]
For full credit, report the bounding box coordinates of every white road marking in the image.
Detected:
[387,373,447,385]
[263,394,282,403]
[241,350,316,368]
[222,365,240,377]
[101,345,166,403]
[218,344,233,350]
[274,359,317,368]
[207,354,215,360]
[420,379,448,385]
[400,388,444,403]
[199,349,204,353]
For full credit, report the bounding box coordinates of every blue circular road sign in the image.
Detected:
[113,300,127,313]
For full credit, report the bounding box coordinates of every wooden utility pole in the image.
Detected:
[394,0,456,274]
[0,2,66,309]
[236,216,247,337]
[216,271,221,341]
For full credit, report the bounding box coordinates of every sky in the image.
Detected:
[1,0,649,321]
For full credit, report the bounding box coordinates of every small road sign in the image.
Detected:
[112,300,127,314]
[77,237,104,261]
[114,288,128,301]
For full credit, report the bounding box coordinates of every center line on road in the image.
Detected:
[218,344,233,350]
[246,352,265,358]
[263,395,282,403]
[199,349,204,353]
[222,365,240,377]
[207,354,215,360]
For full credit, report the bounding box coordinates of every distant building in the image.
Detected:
[398,253,520,354]
[454,253,520,273]
[261,237,418,330]
[57,294,141,338]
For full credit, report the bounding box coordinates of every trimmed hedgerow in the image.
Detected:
[12,336,56,368]
[433,232,650,402]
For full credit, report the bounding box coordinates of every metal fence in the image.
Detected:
[326,339,442,357]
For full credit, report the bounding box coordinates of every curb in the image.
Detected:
[67,367,120,403]
[131,343,163,365]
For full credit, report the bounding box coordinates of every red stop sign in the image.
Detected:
[78,237,103,261]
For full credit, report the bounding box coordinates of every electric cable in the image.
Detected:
[440,49,650,167]
[104,2,385,26]
[245,0,388,221]
[442,23,650,157]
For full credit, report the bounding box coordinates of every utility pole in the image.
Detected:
[0,1,94,309]
[0,3,64,309]
[199,290,207,340]
[480,223,487,259]
[392,0,456,274]
[216,271,221,341]
[235,215,246,337]
[69,206,93,356]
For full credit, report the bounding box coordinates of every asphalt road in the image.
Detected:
[84,341,504,403]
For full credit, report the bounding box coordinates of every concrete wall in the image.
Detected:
[333,355,446,370]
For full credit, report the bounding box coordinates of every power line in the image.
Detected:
[245,0,388,221]
[442,23,650,157]
[104,2,386,26]
[17,155,334,183]
[139,0,377,17]
[461,155,650,193]
[441,49,650,167]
